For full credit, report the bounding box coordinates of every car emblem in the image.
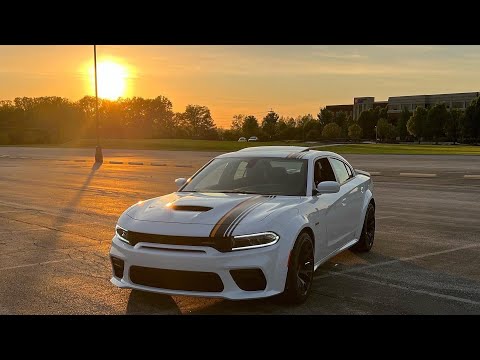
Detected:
[122,230,127,238]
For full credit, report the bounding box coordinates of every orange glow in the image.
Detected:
[89,60,130,100]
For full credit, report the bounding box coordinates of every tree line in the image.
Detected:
[226,96,480,144]
[0,96,217,144]
[1,94,479,144]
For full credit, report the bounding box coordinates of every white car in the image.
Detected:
[238,137,247,142]
[110,146,375,304]
[248,136,258,142]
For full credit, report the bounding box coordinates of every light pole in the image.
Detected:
[375,126,378,143]
[94,45,103,163]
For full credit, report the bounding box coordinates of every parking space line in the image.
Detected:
[464,175,480,179]
[335,272,480,306]
[0,257,79,272]
[128,161,144,165]
[399,172,437,178]
[316,242,480,279]
[369,171,382,176]
[376,215,396,220]
[109,161,124,164]
[0,228,50,235]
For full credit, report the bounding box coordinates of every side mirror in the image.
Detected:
[315,181,340,194]
[175,178,187,187]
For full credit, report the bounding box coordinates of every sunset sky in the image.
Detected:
[1,45,480,128]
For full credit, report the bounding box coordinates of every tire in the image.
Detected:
[351,202,375,252]
[280,231,315,305]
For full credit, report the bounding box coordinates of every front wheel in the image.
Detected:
[280,232,314,305]
[351,202,375,252]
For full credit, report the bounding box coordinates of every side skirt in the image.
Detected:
[313,238,359,271]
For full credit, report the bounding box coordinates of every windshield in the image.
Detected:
[181,157,308,196]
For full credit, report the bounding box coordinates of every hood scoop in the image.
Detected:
[168,205,213,212]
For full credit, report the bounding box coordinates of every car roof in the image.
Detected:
[217,146,347,161]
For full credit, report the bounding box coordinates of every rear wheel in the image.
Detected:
[280,232,314,305]
[351,202,375,252]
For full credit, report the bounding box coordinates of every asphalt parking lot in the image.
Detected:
[1,147,479,314]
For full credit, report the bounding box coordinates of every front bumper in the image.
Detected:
[109,235,289,300]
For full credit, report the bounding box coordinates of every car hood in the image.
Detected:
[126,192,302,227]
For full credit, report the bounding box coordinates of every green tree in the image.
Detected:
[426,103,449,144]
[322,122,342,139]
[306,129,321,141]
[348,123,362,142]
[444,109,463,144]
[276,116,297,140]
[377,106,388,120]
[397,108,411,140]
[377,118,391,142]
[357,109,378,139]
[230,114,245,133]
[317,107,334,127]
[242,115,259,137]
[461,96,480,143]
[262,110,280,140]
[407,107,428,143]
[334,111,347,128]
[178,104,217,139]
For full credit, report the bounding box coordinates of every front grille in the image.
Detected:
[129,266,224,292]
[111,257,124,278]
[125,231,233,252]
[230,268,267,291]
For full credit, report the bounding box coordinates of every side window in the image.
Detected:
[329,158,350,184]
[313,158,336,185]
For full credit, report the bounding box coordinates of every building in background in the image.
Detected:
[326,92,479,121]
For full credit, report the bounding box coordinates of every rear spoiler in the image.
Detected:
[355,169,371,177]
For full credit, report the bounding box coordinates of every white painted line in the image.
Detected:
[376,215,396,220]
[0,155,8,158]
[18,156,30,159]
[151,162,167,166]
[74,159,86,162]
[0,257,79,272]
[109,161,124,164]
[128,161,144,165]
[399,172,437,178]
[336,272,480,306]
[316,242,480,280]
[369,171,382,176]
[175,164,193,168]
[0,228,50,235]
[464,175,480,179]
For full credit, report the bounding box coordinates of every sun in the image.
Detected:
[90,60,129,100]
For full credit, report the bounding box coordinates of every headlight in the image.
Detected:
[232,232,279,251]
[115,225,130,244]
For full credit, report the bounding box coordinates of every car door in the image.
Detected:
[326,157,359,251]
[309,157,338,262]
[342,160,365,237]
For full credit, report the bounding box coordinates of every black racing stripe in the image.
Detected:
[223,198,268,237]
[223,200,264,237]
[209,195,265,238]
[225,195,277,237]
